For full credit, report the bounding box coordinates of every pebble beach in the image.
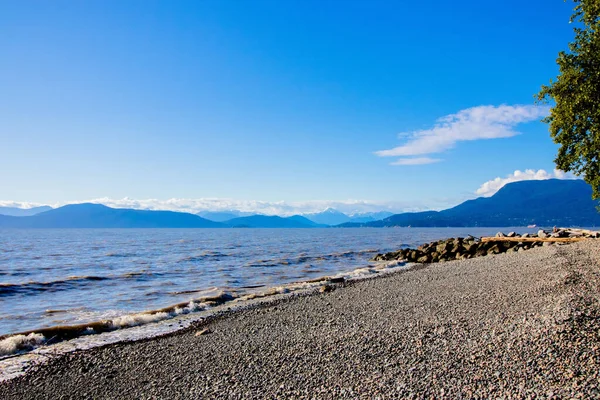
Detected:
[1,239,599,399]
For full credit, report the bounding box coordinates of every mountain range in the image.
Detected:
[339,179,599,228]
[195,209,393,225]
[0,180,598,228]
[301,209,394,225]
[0,204,223,228]
[223,215,325,228]
[196,210,256,222]
[0,206,53,217]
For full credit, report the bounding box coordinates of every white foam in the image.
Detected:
[0,333,45,357]
[109,300,209,328]
[109,312,170,328]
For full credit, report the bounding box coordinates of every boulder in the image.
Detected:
[475,248,488,257]
[487,244,501,255]
[507,232,517,237]
[462,243,475,254]
[495,232,506,238]
[537,229,548,238]
[436,241,451,253]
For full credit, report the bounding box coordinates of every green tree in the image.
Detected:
[536,0,600,198]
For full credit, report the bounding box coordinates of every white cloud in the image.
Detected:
[376,104,549,165]
[475,169,578,197]
[1,197,448,216]
[0,201,48,209]
[390,157,442,166]
[78,198,415,216]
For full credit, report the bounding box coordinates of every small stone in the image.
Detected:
[320,284,334,293]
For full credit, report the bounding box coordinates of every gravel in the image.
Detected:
[2,240,600,399]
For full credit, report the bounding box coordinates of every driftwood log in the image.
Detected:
[480,237,586,243]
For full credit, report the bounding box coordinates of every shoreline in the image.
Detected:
[0,258,411,381]
[2,240,599,398]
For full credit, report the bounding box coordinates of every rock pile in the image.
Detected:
[372,228,599,264]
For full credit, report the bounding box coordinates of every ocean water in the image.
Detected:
[0,227,525,338]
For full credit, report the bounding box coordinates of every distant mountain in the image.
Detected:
[346,211,395,224]
[197,211,248,222]
[349,211,394,221]
[286,215,328,227]
[0,203,224,228]
[339,180,600,228]
[0,206,53,217]
[303,209,395,225]
[224,214,325,228]
[303,208,350,226]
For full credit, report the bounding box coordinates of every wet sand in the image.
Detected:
[1,240,599,399]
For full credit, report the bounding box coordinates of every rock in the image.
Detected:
[320,284,334,293]
[538,230,548,238]
[416,256,430,263]
[436,242,451,253]
[521,233,530,238]
[329,277,345,284]
[475,248,488,257]
[495,232,506,238]
[487,245,501,255]
[507,232,517,237]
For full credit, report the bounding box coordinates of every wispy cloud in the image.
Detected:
[390,157,442,166]
[0,201,47,209]
[475,169,577,197]
[376,104,549,165]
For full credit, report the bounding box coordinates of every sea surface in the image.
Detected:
[0,227,529,337]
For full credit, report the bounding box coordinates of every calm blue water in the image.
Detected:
[0,228,529,336]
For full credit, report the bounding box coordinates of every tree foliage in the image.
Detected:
[536,0,600,198]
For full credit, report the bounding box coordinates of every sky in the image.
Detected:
[0,0,580,214]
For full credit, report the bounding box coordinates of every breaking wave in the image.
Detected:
[0,259,409,359]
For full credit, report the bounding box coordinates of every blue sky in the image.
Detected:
[0,0,577,213]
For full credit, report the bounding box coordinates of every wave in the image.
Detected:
[0,291,237,357]
[243,249,379,268]
[0,258,409,361]
[0,276,110,298]
[177,251,231,262]
[0,271,166,298]
[105,252,137,258]
[0,333,45,357]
